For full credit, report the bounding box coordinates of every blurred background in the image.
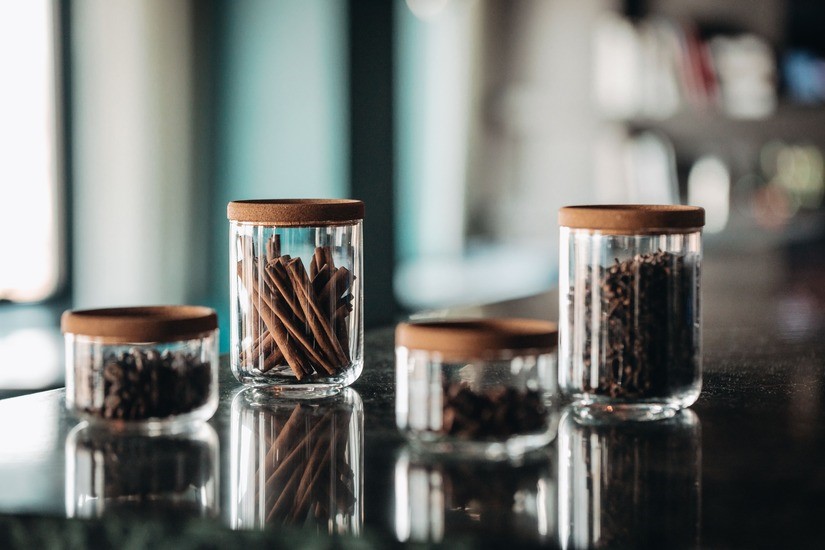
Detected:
[3,0,825,396]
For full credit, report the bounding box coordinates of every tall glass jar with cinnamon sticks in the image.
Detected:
[558,205,704,421]
[228,199,364,395]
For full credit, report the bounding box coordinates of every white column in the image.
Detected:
[71,0,194,307]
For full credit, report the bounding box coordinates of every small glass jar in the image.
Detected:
[229,387,363,534]
[62,306,219,431]
[65,422,219,518]
[228,199,364,396]
[395,319,558,460]
[394,448,557,544]
[559,205,704,420]
[557,409,701,548]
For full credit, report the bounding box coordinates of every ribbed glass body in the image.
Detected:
[65,331,219,430]
[229,388,364,534]
[559,227,702,419]
[229,221,364,395]
[395,347,557,459]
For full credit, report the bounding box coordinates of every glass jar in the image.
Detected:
[229,387,363,534]
[228,199,364,396]
[557,409,701,548]
[558,205,704,420]
[65,422,219,518]
[395,319,558,460]
[62,306,219,431]
[394,447,557,544]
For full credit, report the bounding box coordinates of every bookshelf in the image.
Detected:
[605,0,825,234]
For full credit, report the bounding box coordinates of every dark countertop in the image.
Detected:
[1,243,824,548]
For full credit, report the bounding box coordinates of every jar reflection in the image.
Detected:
[230,387,363,534]
[394,448,557,544]
[65,422,219,518]
[558,409,701,549]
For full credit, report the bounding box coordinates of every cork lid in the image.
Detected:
[227,199,364,226]
[61,306,218,343]
[396,318,558,358]
[559,205,705,232]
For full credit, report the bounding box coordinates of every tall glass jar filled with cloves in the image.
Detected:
[396,319,558,460]
[228,199,364,396]
[559,205,704,420]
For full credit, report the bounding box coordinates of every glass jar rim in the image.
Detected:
[61,305,217,343]
[396,318,558,357]
[227,199,364,226]
[559,204,704,231]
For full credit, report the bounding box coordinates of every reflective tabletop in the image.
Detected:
[0,244,824,547]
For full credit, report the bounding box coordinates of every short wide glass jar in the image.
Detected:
[228,199,364,395]
[558,205,704,420]
[62,306,219,431]
[396,319,558,460]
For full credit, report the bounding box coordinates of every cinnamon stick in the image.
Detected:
[253,271,335,375]
[237,258,311,378]
[240,236,264,348]
[265,258,306,324]
[319,246,334,271]
[335,317,351,362]
[312,263,333,296]
[266,234,281,262]
[313,247,328,274]
[248,281,310,379]
[286,259,348,369]
[258,345,285,373]
[319,267,352,314]
[247,332,273,363]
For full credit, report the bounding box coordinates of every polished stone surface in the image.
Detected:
[0,244,824,547]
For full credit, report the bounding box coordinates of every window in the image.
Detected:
[0,0,62,302]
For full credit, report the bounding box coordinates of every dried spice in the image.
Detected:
[82,349,212,420]
[441,382,547,439]
[576,250,696,398]
[238,235,354,380]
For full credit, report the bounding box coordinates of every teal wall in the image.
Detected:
[206,0,349,350]
[394,0,423,263]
